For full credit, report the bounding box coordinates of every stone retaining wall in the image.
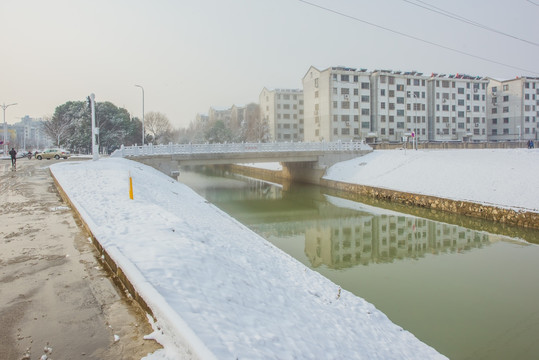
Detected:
[226,164,539,230]
[321,178,539,230]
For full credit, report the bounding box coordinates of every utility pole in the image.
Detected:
[89,94,99,161]
[2,102,17,155]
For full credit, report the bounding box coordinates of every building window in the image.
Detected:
[503,95,509,102]
[503,106,509,113]
[492,108,497,114]
[333,115,338,122]
[334,128,338,135]
[396,84,404,91]
[341,88,350,95]
[503,84,509,91]
[354,102,359,109]
[381,102,386,109]
[333,101,337,108]
[362,121,370,129]
[361,82,370,89]
[492,129,497,135]
[354,115,359,122]
[361,95,369,103]
[492,118,497,124]
[381,89,386,96]
[503,117,509,124]
[354,88,359,95]
[341,128,350,135]
[341,74,349,82]
[397,97,404,104]
[353,75,359,82]
[342,101,350,109]
[397,109,404,116]
[361,108,370,115]
[342,115,350,122]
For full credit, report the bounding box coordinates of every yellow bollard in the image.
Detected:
[129,172,134,200]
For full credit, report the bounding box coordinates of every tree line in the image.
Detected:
[42,100,271,153]
[42,100,176,153]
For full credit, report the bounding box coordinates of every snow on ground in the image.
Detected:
[50,158,445,360]
[324,148,539,213]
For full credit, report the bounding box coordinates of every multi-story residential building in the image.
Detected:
[302,65,491,144]
[259,88,304,141]
[487,77,539,141]
[10,115,46,150]
[427,73,488,142]
[371,70,429,143]
[208,106,232,125]
[303,66,371,142]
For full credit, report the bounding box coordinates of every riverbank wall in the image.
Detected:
[226,164,539,231]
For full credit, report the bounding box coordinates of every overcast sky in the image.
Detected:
[2,0,538,129]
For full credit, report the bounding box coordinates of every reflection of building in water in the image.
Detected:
[305,214,491,269]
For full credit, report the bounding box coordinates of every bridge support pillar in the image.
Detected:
[281,162,326,185]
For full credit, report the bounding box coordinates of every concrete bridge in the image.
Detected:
[112,141,372,184]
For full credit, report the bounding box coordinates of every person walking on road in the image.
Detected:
[9,148,17,169]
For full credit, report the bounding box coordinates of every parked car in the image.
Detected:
[35,148,71,160]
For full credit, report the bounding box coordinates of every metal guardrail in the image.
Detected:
[112,141,371,157]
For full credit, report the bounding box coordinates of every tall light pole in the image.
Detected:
[2,102,18,155]
[135,85,145,145]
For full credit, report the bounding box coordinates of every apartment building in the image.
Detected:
[427,73,488,142]
[371,70,429,143]
[259,88,304,142]
[302,65,492,143]
[303,66,371,142]
[487,77,539,141]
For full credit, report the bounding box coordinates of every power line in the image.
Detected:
[297,0,538,75]
[403,0,539,47]
[526,0,539,7]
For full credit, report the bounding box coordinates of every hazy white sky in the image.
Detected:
[2,0,538,128]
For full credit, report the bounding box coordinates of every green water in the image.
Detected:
[177,167,539,359]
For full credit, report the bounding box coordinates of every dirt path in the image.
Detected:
[0,159,162,360]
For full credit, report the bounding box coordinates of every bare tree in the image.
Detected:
[41,113,75,147]
[144,111,172,144]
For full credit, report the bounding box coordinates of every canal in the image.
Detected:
[177,166,539,360]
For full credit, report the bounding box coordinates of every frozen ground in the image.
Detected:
[324,148,539,213]
[51,158,446,360]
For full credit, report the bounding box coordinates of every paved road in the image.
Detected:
[0,159,161,360]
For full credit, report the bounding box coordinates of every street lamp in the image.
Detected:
[2,102,18,155]
[134,85,145,145]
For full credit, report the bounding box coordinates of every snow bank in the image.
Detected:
[50,158,445,359]
[324,148,539,213]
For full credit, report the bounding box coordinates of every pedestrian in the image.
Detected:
[9,148,17,168]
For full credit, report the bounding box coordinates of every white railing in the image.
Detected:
[111,141,372,158]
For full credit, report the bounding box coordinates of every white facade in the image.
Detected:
[303,66,371,142]
[371,70,429,143]
[487,77,539,141]
[427,74,488,142]
[259,88,304,142]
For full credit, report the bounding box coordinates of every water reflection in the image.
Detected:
[177,168,539,360]
[304,207,491,269]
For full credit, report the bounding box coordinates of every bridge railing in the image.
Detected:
[111,141,371,158]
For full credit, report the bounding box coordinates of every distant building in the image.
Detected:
[487,77,539,141]
[208,106,232,125]
[10,115,46,150]
[259,88,304,142]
